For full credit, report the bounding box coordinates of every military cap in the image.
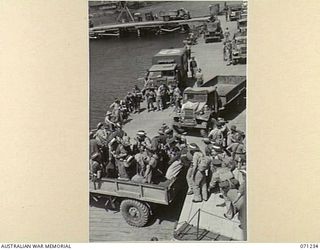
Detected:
[137,130,146,136]
[230,125,237,131]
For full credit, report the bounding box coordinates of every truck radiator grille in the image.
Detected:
[183,109,194,119]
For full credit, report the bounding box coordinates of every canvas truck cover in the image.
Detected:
[152,48,186,67]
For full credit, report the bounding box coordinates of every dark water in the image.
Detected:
[89,33,187,129]
[89,1,239,129]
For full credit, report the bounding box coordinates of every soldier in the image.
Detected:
[195,68,204,87]
[124,92,134,113]
[90,152,103,179]
[227,125,238,146]
[166,137,180,164]
[132,130,152,155]
[132,151,149,183]
[155,85,163,111]
[173,86,182,112]
[209,159,240,215]
[186,143,203,195]
[104,111,116,131]
[218,117,229,147]
[110,123,126,139]
[145,87,156,112]
[192,155,212,203]
[110,98,123,125]
[226,133,246,162]
[208,122,224,146]
[226,40,233,66]
[132,85,142,113]
[144,153,159,184]
[189,57,198,78]
[90,131,102,163]
[94,122,110,165]
[224,27,230,42]
[164,128,174,144]
[115,136,132,180]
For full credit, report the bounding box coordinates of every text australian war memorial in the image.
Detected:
[89,1,247,242]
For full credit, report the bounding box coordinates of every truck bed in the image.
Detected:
[202,75,246,107]
[90,177,181,205]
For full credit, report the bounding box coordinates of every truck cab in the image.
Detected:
[228,6,242,21]
[146,63,179,87]
[204,18,223,43]
[151,48,188,88]
[237,18,247,31]
[160,8,191,21]
[172,87,221,136]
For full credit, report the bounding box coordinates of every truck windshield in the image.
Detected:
[162,70,175,77]
[184,93,207,102]
[148,71,162,79]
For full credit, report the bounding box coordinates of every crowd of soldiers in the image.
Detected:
[105,81,185,128]
[90,114,246,228]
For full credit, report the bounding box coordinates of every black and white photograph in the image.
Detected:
[89,1,247,242]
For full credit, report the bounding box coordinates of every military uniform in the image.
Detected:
[186,150,204,194]
[227,141,246,162]
[192,156,211,202]
[132,132,152,154]
[115,143,131,180]
[208,127,223,146]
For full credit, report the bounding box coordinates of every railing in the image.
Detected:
[175,208,242,241]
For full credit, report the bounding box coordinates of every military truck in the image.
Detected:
[232,35,247,64]
[146,64,180,87]
[148,48,189,88]
[172,75,246,136]
[204,19,223,43]
[90,168,187,227]
[237,18,247,32]
[228,5,242,21]
[159,8,191,21]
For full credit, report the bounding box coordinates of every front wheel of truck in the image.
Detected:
[120,199,150,227]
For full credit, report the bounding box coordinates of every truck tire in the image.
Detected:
[200,129,208,137]
[120,199,150,227]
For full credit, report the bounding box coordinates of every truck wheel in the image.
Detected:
[120,199,150,227]
[200,129,208,137]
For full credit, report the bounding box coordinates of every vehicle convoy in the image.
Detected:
[159,8,191,21]
[232,35,247,64]
[89,169,187,227]
[172,75,246,136]
[204,18,223,43]
[146,48,189,88]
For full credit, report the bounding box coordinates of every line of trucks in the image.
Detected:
[90,46,246,229]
